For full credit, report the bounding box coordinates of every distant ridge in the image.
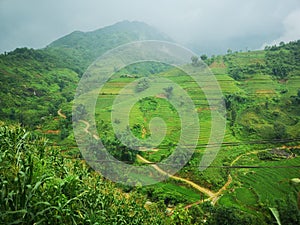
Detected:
[49,20,171,48]
[45,20,172,72]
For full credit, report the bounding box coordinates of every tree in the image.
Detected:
[73,104,87,121]
[164,86,173,99]
[139,97,158,115]
[273,122,287,139]
[135,78,150,93]
[227,49,233,54]
[271,63,289,79]
[228,67,243,80]
[191,56,200,66]
[200,54,208,61]
[207,206,263,225]
[276,196,300,225]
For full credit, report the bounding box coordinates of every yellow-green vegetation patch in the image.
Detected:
[235,188,258,206]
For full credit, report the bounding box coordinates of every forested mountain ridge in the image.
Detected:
[46,20,172,74]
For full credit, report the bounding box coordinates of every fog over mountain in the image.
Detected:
[0,0,300,55]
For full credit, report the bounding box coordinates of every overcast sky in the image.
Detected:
[0,0,300,55]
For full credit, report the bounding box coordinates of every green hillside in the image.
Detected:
[0,21,300,224]
[46,20,172,74]
[0,21,170,142]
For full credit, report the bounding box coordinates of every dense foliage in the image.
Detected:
[265,40,300,79]
[0,47,78,128]
[222,41,300,140]
[0,125,167,224]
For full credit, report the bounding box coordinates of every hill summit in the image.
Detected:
[45,20,172,71]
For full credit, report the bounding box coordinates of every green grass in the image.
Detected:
[240,74,278,97]
[286,76,300,96]
[236,157,300,204]
[235,188,258,206]
[149,181,202,203]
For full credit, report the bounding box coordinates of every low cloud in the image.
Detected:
[0,0,299,54]
[262,9,300,48]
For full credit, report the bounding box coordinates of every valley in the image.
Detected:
[0,21,300,224]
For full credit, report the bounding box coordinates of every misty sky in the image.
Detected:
[0,0,300,55]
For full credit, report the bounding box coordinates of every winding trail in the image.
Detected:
[79,120,90,134]
[57,109,67,119]
[230,150,260,166]
[137,154,234,207]
[212,174,233,205]
[137,154,216,199]
[78,120,100,140]
[44,109,67,135]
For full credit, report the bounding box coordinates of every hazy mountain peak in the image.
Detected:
[45,21,171,71]
[48,20,171,48]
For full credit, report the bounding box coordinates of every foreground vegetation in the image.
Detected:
[0,125,168,224]
[1,124,278,224]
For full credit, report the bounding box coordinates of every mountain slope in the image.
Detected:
[45,20,172,74]
[0,21,172,130]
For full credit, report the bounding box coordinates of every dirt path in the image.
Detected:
[79,120,90,134]
[141,149,274,209]
[212,174,233,205]
[184,200,205,209]
[230,150,260,166]
[78,120,100,140]
[137,154,217,199]
[183,174,233,209]
[185,150,266,209]
[137,154,234,208]
[44,109,66,135]
[58,109,67,119]
[141,126,147,139]
[230,145,300,167]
